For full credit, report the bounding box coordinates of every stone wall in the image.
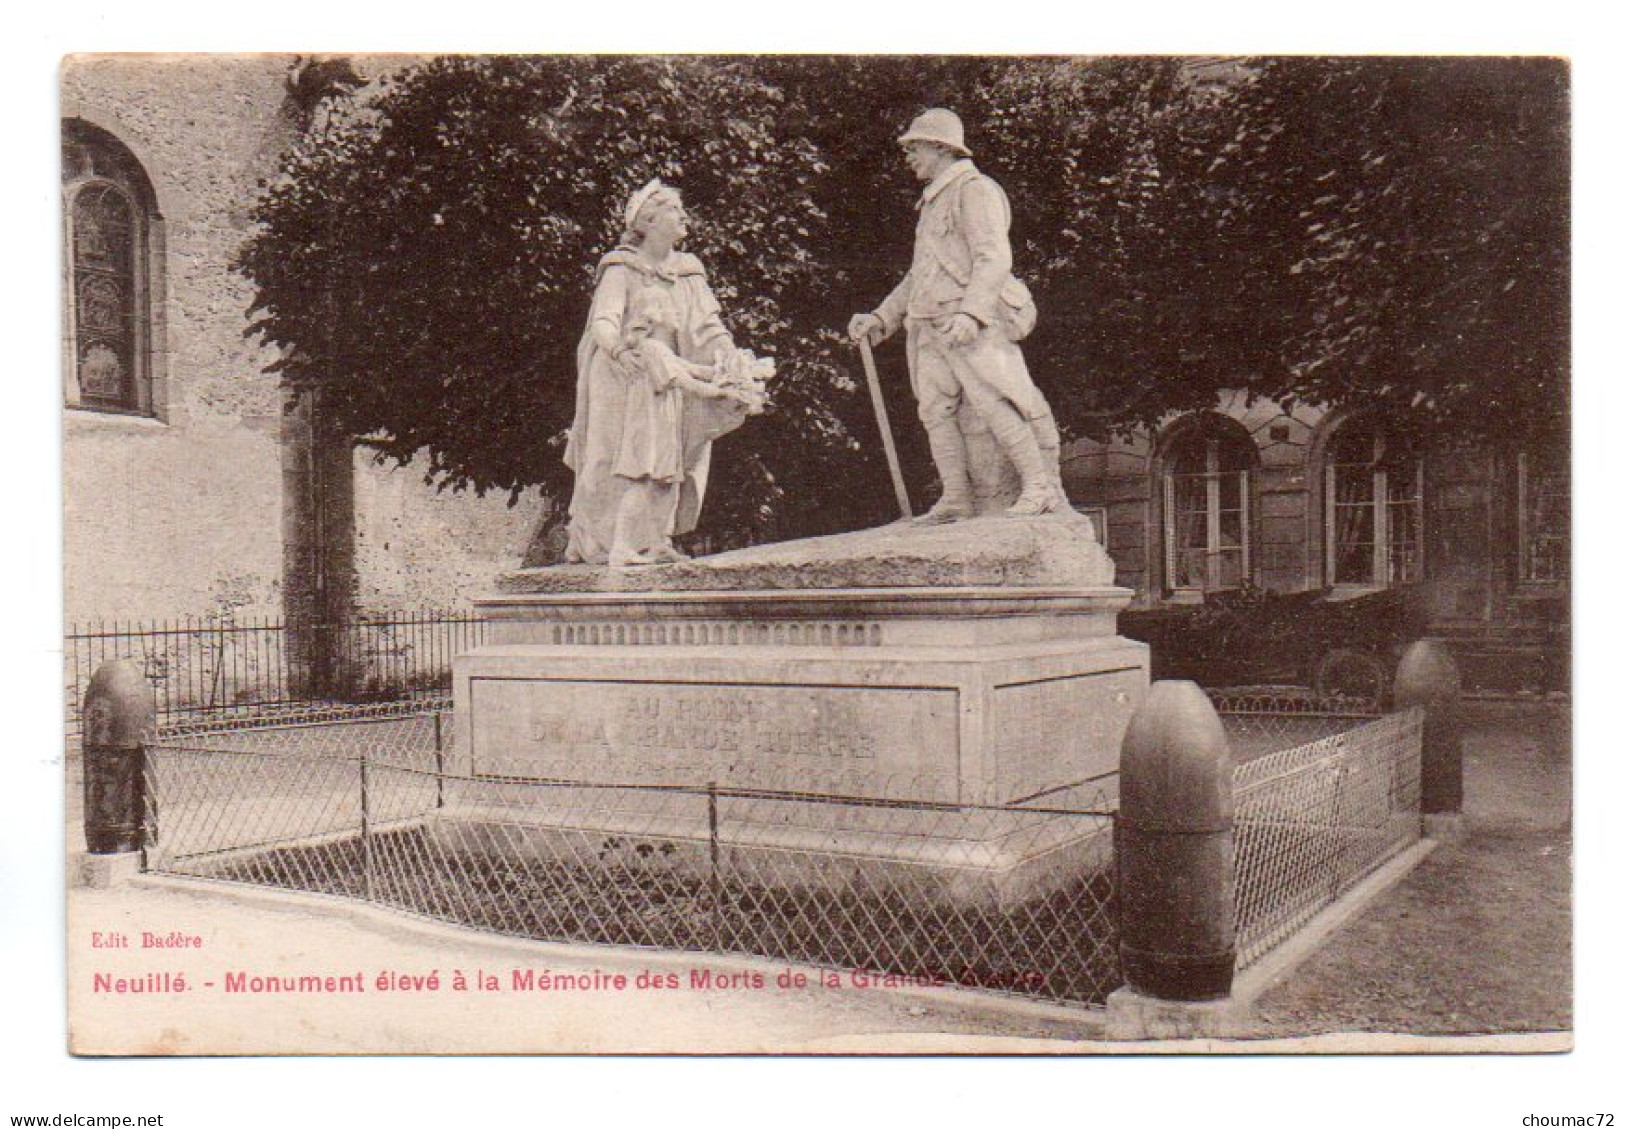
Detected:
[62,54,536,627]
[352,458,543,615]
[1061,441,1152,598]
[1234,393,1323,595]
[63,55,292,623]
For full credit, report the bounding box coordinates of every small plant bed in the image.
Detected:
[172,826,1123,1006]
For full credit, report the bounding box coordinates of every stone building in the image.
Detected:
[1060,393,1569,691]
[61,55,538,637]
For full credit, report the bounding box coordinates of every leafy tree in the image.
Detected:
[240,55,1568,549]
[239,55,879,548]
[962,58,1289,433]
[1213,57,1569,446]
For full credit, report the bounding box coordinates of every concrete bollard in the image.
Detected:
[1116,680,1236,1003]
[82,659,155,857]
[1392,639,1465,836]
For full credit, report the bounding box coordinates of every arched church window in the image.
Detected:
[63,119,159,415]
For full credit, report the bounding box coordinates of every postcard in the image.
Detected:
[61,52,1571,1056]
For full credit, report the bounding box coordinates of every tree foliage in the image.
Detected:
[239,55,872,544]
[239,55,1569,547]
[1214,57,1569,445]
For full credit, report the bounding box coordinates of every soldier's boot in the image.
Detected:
[914,424,976,525]
[1029,410,1074,513]
[988,410,1057,517]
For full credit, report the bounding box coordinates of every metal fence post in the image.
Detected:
[1107,680,1240,1039]
[1325,763,1352,902]
[1393,639,1465,839]
[707,781,721,950]
[360,750,374,903]
[78,660,155,888]
[433,710,445,811]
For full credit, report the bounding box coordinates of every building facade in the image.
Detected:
[61,55,538,633]
[1060,393,1569,691]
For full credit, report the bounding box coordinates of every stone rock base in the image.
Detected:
[1424,813,1467,841]
[1104,987,1251,1040]
[450,622,1139,910]
[425,776,1114,913]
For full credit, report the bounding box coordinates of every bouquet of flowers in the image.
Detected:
[712,348,776,415]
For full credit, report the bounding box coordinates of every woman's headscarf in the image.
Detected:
[622,178,681,241]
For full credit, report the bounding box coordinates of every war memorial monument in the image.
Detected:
[449,113,1150,907]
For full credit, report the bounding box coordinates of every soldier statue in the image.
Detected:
[849,108,1066,523]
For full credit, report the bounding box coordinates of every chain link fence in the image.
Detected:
[145,700,450,879]
[138,689,1426,1007]
[144,703,1121,1007]
[1209,686,1383,761]
[1227,705,1425,968]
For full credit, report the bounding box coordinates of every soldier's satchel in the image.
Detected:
[932,175,1039,342]
[928,252,1038,343]
[999,277,1038,342]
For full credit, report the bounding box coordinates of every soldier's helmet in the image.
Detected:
[897,108,972,157]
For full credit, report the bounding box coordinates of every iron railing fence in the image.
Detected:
[65,612,486,739]
[1227,707,1425,968]
[143,706,1121,1008]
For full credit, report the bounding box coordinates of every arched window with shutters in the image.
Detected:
[62,119,162,416]
[1160,417,1255,599]
[1324,415,1424,588]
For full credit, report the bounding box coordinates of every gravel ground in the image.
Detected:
[1244,701,1572,1037]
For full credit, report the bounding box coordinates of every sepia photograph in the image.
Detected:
[54,50,1575,1059]
[11,5,1616,1116]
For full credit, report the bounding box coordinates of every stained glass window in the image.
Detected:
[63,119,155,415]
[72,183,137,407]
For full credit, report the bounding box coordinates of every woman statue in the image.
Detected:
[563,179,767,568]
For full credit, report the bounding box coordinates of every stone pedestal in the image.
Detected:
[71,850,143,889]
[449,516,1146,907]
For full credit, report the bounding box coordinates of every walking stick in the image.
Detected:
[858,335,913,519]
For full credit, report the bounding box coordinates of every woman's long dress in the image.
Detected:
[562,247,747,565]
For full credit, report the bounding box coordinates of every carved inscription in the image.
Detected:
[524,692,878,760]
[469,678,959,798]
[549,621,885,646]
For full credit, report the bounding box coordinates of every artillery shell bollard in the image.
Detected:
[1393,639,1465,840]
[77,660,155,888]
[1106,680,1242,1040]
